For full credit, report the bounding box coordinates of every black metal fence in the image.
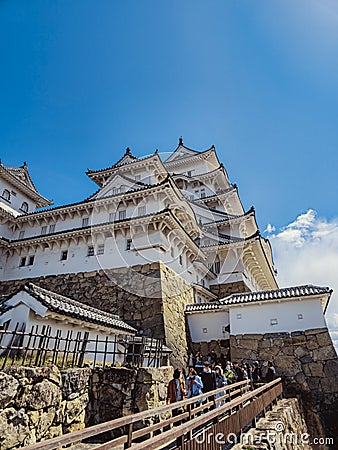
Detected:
[0,323,167,370]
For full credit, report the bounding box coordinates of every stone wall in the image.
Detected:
[230,328,338,447]
[87,366,172,426]
[0,366,91,449]
[210,280,250,298]
[232,398,312,450]
[190,339,230,360]
[0,262,192,368]
[159,264,194,368]
[0,365,173,449]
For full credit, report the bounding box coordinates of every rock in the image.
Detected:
[61,368,91,399]
[28,407,56,440]
[0,372,19,409]
[64,393,89,425]
[25,379,61,410]
[0,407,30,449]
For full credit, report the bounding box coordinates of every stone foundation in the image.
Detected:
[0,365,173,449]
[190,340,230,361]
[0,366,91,449]
[0,262,193,368]
[230,328,338,448]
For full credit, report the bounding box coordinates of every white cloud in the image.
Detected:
[264,223,275,234]
[266,210,338,351]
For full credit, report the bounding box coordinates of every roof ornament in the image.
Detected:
[179,136,183,146]
[125,147,132,156]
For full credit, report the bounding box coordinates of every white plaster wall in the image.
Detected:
[187,310,230,342]
[0,179,36,214]
[229,298,327,334]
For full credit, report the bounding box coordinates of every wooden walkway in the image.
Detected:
[22,378,283,450]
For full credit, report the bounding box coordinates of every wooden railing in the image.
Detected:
[22,378,283,450]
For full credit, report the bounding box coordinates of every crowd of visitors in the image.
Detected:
[167,351,276,407]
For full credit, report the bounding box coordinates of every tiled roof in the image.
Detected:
[11,283,137,333]
[86,150,156,174]
[219,285,332,305]
[185,303,222,312]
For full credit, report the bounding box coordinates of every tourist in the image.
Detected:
[233,362,244,382]
[252,361,262,387]
[266,361,276,383]
[186,368,203,398]
[201,362,216,408]
[187,352,195,369]
[224,362,236,384]
[215,365,227,407]
[194,355,204,376]
[167,368,186,405]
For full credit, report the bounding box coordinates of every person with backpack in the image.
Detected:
[224,362,236,385]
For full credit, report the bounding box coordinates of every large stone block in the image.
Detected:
[0,408,30,449]
[25,379,61,410]
[0,372,19,409]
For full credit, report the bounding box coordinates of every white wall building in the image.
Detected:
[186,285,332,342]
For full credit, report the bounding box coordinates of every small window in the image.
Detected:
[170,247,174,258]
[213,260,220,274]
[126,239,132,251]
[270,318,278,326]
[109,212,115,222]
[19,257,26,267]
[19,230,25,239]
[236,313,242,319]
[97,244,105,255]
[111,188,119,195]
[27,256,34,266]
[82,217,89,227]
[11,191,17,196]
[41,226,47,235]
[138,206,146,216]
[187,171,192,176]
[135,175,141,181]
[49,224,55,233]
[298,314,303,320]
[61,250,68,261]
[20,202,28,213]
[202,328,208,334]
[179,254,183,265]
[200,189,206,198]
[2,189,10,201]
[87,245,94,256]
[119,210,126,220]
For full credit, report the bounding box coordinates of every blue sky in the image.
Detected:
[1,1,338,341]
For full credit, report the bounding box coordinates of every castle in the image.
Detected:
[0,140,333,360]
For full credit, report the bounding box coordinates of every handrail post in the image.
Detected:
[124,423,133,449]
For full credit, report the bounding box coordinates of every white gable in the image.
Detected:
[165,145,199,163]
[91,173,143,200]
